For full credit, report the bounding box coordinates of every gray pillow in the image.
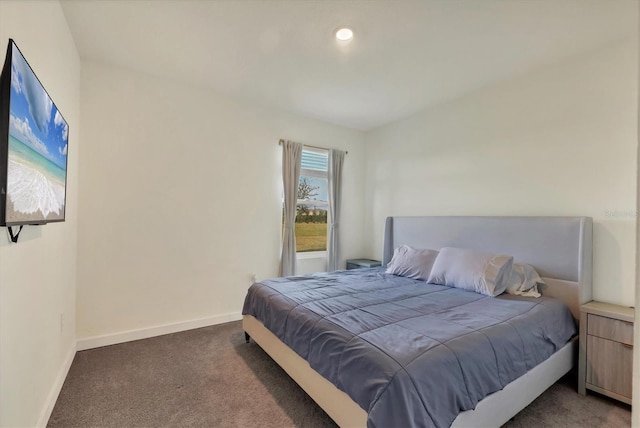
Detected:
[504,263,543,297]
[427,247,514,297]
[385,245,439,281]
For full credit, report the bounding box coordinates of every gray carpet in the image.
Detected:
[48,321,630,428]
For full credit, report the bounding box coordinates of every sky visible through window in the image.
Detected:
[300,150,328,203]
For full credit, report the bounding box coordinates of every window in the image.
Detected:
[296,148,328,253]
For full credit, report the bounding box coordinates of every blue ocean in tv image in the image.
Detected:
[6,43,68,222]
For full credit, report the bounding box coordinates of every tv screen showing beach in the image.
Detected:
[5,41,68,225]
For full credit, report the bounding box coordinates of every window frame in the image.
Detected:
[295,146,329,256]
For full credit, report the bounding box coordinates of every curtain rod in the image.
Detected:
[279,139,348,155]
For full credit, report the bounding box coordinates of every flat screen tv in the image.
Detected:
[0,39,68,227]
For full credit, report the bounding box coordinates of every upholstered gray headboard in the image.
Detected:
[382,216,593,318]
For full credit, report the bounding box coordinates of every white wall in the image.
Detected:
[364,38,637,307]
[76,61,365,340]
[633,11,640,421]
[0,1,80,427]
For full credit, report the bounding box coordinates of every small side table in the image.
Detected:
[578,301,634,404]
[346,259,381,270]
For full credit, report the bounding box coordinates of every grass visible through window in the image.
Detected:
[296,223,327,252]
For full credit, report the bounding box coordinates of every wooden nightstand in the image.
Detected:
[346,259,381,270]
[578,301,634,404]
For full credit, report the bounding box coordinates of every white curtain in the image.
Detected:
[327,149,345,271]
[280,140,302,277]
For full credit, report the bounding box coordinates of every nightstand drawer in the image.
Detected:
[586,335,633,400]
[587,314,633,345]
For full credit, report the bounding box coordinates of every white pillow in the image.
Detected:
[427,247,514,297]
[385,245,439,281]
[504,263,543,298]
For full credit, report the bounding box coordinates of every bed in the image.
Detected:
[242,216,593,427]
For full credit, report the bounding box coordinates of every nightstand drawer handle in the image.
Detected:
[623,343,634,349]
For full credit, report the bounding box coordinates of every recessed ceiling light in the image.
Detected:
[335,28,353,42]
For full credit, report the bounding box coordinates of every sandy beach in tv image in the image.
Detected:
[6,42,68,224]
[7,136,66,223]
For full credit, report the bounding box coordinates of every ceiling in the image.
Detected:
[60,0,637,131]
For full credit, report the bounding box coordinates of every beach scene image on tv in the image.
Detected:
[6,43,68,223]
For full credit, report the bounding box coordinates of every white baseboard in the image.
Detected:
[37,343,76,428]
[76,312,242,351]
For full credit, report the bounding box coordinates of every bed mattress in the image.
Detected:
[242,267,576,428]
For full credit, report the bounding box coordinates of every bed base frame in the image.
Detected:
[244,216,592,427]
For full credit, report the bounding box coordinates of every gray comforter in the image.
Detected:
[242,268,576,428]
